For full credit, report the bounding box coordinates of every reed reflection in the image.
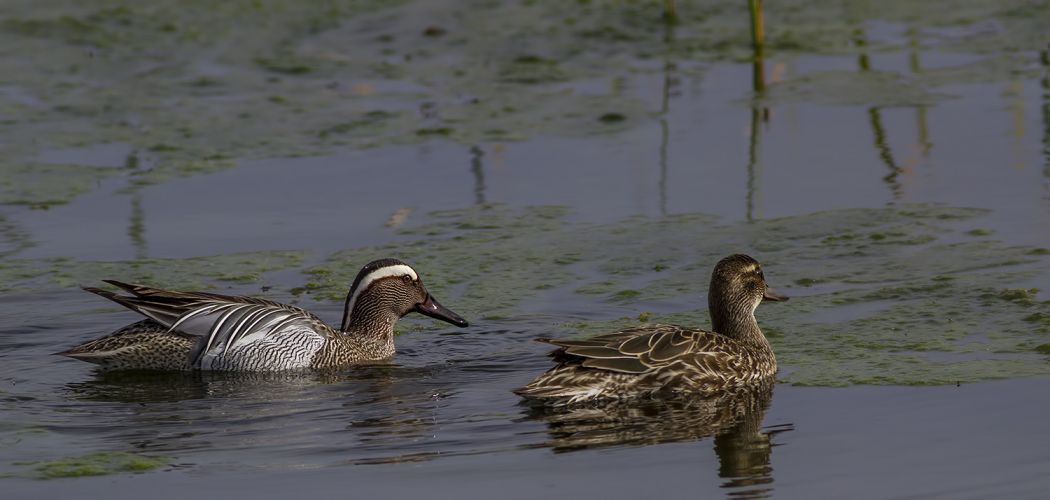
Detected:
[657,4,678,216]
[855,29,904,199]
[868,107,903,198]
[470,145,486,205]
[746,0,769,222]
[522,383,791,496]
[1041,48,1049,179]
[124,151,148,259]
[128,192,147,260]
[908,33,933,159]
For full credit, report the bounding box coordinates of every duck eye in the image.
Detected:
[401,275,414,284]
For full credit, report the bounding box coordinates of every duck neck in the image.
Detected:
[709,295,769,349]
[340,294,399,353]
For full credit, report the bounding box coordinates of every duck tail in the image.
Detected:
[82,284,188,327]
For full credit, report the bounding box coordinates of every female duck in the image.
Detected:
[515,254,786,404]
[60,258,468,371]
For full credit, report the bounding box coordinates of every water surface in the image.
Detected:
[1,0,1049,497]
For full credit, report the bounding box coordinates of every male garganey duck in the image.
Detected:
[515,254,786,404]
[60,258,468,371]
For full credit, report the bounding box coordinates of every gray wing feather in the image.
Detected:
[206,304,255,352]
[87,281,330,370]
[180,302,320,368]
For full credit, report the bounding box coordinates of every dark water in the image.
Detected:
[2,0,1050,497]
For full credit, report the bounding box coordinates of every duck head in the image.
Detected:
[340,258,469,332]
[708,254,786,337]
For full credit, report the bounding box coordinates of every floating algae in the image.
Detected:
[0,250,304,294]
[16,451,167,479]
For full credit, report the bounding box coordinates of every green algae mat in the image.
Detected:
[1,0,1047,206]
[13,452,168,479]
[0,250,304,294]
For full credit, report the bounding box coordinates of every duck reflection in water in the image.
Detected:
[60,364,449,456]
[522,381,792,497]
[63,367,371,403]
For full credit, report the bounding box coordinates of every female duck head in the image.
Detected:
[340,258,469,332]
[707,254,786,338]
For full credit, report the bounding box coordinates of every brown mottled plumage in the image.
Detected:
[61,320,196,371]
[515,254,787,404]
[60,259,469,371]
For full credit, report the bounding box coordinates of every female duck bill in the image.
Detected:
[762,289,788,302]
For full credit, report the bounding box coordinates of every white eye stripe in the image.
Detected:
[345,264,418,315]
